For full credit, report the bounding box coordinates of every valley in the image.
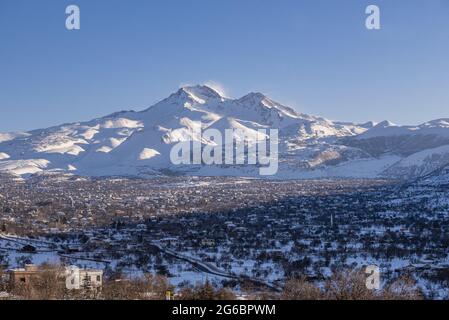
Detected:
[1,174,448,298]
[1,85,449,299]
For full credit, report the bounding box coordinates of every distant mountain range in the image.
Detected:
[1,85,449,181]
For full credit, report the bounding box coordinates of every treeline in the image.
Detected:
[279,270,422,300]
[0,264,423,300]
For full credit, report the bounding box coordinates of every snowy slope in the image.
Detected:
[343,119,449,157]
[421,165,449,185]
[383,145,449,179]
[354,119,449,140]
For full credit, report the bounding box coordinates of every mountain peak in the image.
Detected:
[421,118,449,128]
[237,92,279,109]
[237,92,300,119]
[149,85,225,110]
[238,92,268,103]
[375,120,396,128]
[179,85,224,103]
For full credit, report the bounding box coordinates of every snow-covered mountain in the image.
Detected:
[1,85,448,180]
[342,119,449,157]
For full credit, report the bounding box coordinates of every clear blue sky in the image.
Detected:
[1,0,448,132]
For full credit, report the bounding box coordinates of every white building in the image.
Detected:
[66,266,103,292]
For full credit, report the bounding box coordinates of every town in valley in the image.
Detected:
[1,172,448,299]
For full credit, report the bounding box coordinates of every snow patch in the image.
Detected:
[101,118,143,129]
[0,159,50,175]
[0,152,10,160]
[139,148,161,160]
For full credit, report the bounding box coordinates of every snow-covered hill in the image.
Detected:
[342,119,449,157]
[421,164,449,186]
[0,85,448,180]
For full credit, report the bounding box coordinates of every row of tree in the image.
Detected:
[0,264,423,300]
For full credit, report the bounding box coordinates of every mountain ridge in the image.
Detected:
[1,85,448,181]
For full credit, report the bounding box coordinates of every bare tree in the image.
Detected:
[178,280,236,300]
[282,277,322,300]
[324,269,377,300]
[102,274,173,300]
[382,276,422,300]
[31,264,66,300]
